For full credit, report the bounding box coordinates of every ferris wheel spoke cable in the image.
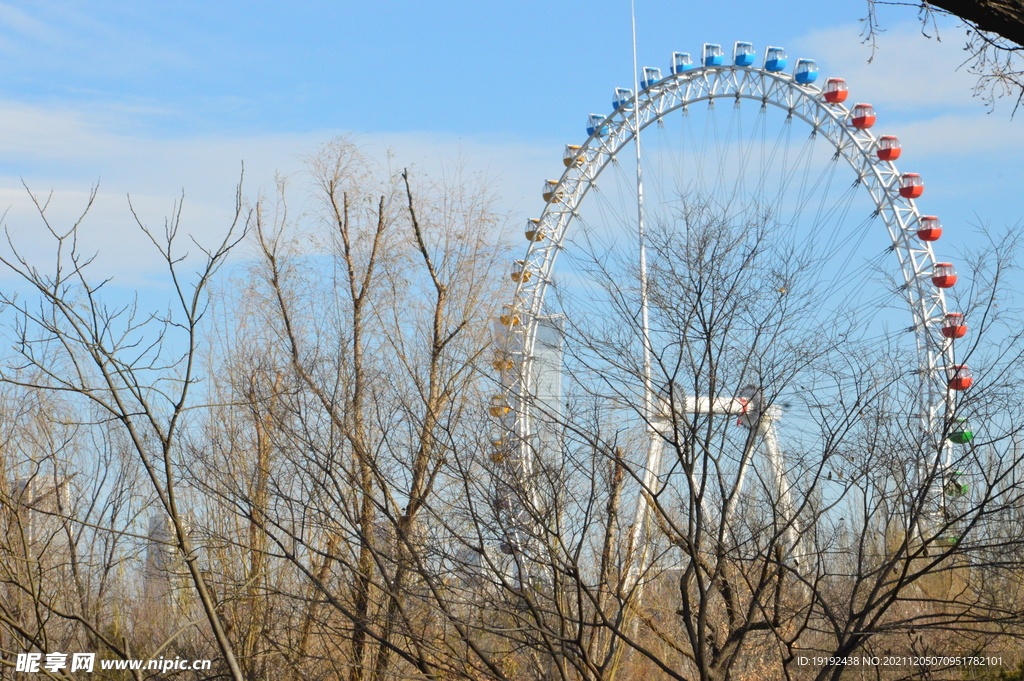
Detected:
[791,138,822,225]
[709,99,737,198]
[750,109,794,214]
[770,129,815,224]
[729,99,753,202]
[808,156,843,246]
[599,155,641,245]
[769,122,799,221]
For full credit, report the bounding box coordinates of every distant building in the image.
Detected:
[144,513,192,610]
[12,475,71,556]
[531,315,564,465]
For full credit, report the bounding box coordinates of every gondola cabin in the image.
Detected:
[734,41,755,66]
[917,215,942,241]
[764,46,787,72]
[942,312,967,339]
[613,87,633,110]
[586,113,607,137]
[490,448,508,464]
[490,439,510,465]
[641,66,662,89]
[932,262,957,288]
[703,43,724,66]
[824,78,848,103]
[492,352,514,372]
[877,135,901,161]
[499,306,521,327]
[948,420,974,445]
[794,58,818,84]
[899,173,924,199]
[851,103,876,129]
[511,260,532,283]
[563,144,582,167]
[543,180,562,203]
[945,471,969,496]
[525,219,545,241]
[671,52,693,74]
[948,364,973,391]
[489,395,511,417]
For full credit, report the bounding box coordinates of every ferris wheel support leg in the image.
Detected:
[624,422,668,595]
[509,349,544,591]
[913,384,957,550]
[760,415,805,571]
[722,433,758,539]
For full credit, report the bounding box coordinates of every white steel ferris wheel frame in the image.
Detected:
[494,62,959,561]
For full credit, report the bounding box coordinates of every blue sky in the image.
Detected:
[0,1,1019,291]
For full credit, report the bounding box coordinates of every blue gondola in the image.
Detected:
[764,46,788,72]
[734,41,755,67]
[613,87,633,110]
[641,66,662,90]
[587,114,607,137]
[671,52,693,74]
[795,58,818,84]
[703,43,724,67]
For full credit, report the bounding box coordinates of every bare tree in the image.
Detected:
[191,138,518,681]
[0,182,249,680]
[479,198,1024,681]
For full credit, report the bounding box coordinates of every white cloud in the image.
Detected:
[791,21,1024,166]
[0,102,556,286]
[796,22,980,112]
[895,113,1024,157]
[0,2,61,47]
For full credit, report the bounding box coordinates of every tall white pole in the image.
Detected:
[624,0,662,590]
[629,0,651,420]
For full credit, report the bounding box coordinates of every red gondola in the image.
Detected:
[932,263,957,288]
[941,313,968,339]
[917,216,942,242]
[824,78,848,103]
[851,103,875,129]
[948,365,973,391]
[877,135,901,161]
[899,173,924,199]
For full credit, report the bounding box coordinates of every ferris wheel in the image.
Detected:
[486,41,974,575]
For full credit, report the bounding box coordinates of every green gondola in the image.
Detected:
[948,418,973,445]
[945,471,969,498]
